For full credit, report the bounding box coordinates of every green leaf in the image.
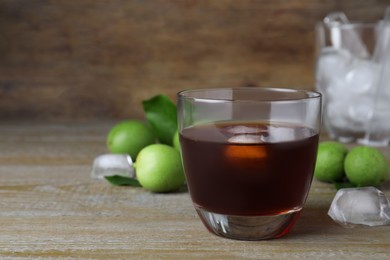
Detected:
[334,181,357,190]
[142,94,177,145]
[104,175,142,187]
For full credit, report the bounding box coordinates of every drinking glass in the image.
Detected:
[177,87,322,240]
[315,21,390,146]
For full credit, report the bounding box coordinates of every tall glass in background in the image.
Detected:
[315,20,390,145]
[177,88,321,240]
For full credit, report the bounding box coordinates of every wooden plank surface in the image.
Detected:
[1,121,390,259]
[0,0,388,120]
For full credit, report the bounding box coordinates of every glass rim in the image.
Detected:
[177,87,321,103]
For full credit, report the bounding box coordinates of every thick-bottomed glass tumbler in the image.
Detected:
[315,21,390,145]
[178,88,322,240]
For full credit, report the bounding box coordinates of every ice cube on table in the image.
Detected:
[91,154,134,179]
[328,187,390,227]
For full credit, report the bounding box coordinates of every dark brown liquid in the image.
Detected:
[180,121,319,216]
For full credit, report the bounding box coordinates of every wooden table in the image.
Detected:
[1,122,390,259]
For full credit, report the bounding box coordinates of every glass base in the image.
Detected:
[195,206,301,241]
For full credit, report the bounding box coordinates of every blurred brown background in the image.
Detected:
[0,0,388,120]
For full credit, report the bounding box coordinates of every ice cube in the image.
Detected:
[341,29,370,58]
[326,81,349,100]
[328,187,390,227]
[226,136,267,161]
[228,134,264,144]
[316,47,352,91]
[344,60,379,94]
[323,12,369,58]
[326,99,351,129]
[225,125,265,135]
[267,125,296,143]
[91,154,134,179]
[348,96,375,124]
